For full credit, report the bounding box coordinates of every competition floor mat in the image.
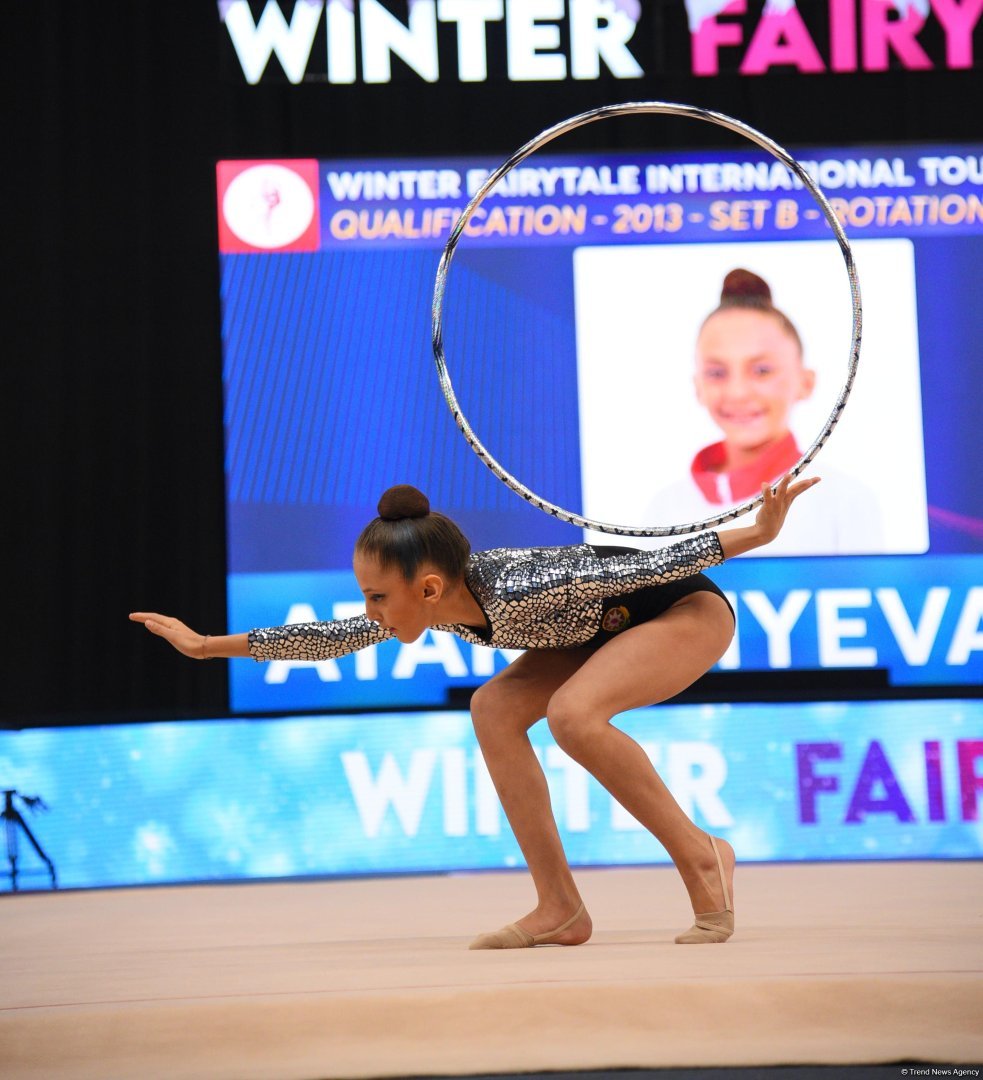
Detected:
[2,861,980,1078]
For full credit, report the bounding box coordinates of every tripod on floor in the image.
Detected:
[3,789,57,891]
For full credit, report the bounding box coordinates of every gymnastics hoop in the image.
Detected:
[431,102,862,537]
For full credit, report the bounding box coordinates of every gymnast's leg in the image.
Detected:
[469,647,596,945]
[545,590,736,929]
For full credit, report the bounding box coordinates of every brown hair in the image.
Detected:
[355,485,471,581]
[704,268,802,353]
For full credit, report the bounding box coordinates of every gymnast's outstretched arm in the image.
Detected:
[130,610,394,661]
[131,474,818,660]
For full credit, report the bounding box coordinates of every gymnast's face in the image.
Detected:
[353,552,443,643]
[694,309,815,457]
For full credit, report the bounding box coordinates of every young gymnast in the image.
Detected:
[638,268,879,555]
[687,268,814,504]
[132,472,818,948]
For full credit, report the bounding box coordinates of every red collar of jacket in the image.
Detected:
[691,431,800,504]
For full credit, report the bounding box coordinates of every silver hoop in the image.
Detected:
[431,102,862,536]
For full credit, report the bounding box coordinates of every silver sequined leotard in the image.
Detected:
[247,532,724,661]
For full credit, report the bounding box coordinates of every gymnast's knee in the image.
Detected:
[545,692,600,759]
[470,681,535,741]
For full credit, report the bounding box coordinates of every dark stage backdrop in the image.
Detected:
[7,2,981,723]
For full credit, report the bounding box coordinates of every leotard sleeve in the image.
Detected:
[498,532,725,605]
[578,532,725,596]
[247,614,393,662]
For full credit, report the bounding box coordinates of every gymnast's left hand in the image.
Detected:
[754,472,820,543]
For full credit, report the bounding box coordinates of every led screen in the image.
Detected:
[217,145,983,712]
[2,700,979,888]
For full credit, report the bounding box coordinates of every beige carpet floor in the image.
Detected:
[1,861,981,1079]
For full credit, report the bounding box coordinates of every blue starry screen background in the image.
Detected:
[1,701,980,889]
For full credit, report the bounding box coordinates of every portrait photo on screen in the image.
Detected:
[574,238,928,557]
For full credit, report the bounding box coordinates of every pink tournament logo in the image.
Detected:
[217,160,321,253]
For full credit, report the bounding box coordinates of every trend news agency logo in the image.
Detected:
[217,160,321,253]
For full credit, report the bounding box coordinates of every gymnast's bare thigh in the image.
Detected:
[470,591,734,730]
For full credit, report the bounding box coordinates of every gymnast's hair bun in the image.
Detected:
[378,485,430,521]
[721,268,772,304]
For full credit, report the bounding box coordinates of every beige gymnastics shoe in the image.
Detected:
[469,902,587,950]
[674,833,734,944]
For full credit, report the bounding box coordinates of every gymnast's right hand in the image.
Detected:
[129,612,207,659]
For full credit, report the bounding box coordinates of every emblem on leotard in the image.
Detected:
[601,605,631,633]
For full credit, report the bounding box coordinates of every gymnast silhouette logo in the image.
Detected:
[221,163,316,250]
[601,605,631,633]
